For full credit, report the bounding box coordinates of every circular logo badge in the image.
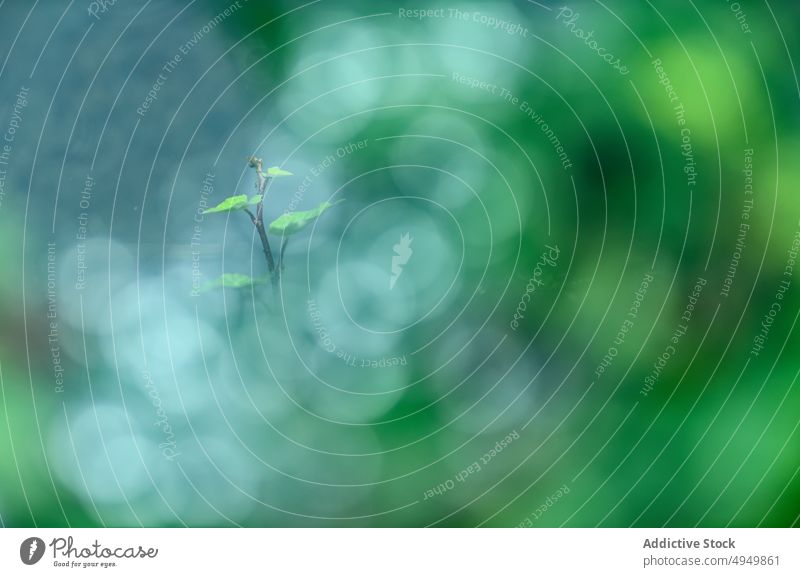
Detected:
[20,537,46,565]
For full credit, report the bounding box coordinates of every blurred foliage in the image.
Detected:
[0,0,798,527]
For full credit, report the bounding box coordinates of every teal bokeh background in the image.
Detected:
[0,0,799,527]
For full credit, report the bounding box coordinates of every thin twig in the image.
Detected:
[279,236,289,273]
[247,156,278,297]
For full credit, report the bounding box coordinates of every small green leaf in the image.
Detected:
[203,195,250,214]
[265,166,293,177]
[199,273,265,293]
[268,200,343,236]
[248,195,262,206]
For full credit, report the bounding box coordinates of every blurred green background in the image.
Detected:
[0,0,799,527]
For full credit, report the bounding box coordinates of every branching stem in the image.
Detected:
[246,157,279,297]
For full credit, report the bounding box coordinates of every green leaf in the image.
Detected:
[248,195,262,206]
[268,200,343,236]
[203,195,250,214]
[265,166,293,177]
[199,273,265,293]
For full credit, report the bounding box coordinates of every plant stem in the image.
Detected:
[244,207,278,296]
[246,156,283,298]
[279,236,289,272]
[257,222,279,295]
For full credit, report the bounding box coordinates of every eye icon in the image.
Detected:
[20,537,45,565]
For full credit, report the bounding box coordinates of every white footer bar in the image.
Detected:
[1,528,797,576]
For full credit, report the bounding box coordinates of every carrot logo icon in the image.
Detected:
[390,233,413,290]
[20,537,45,565]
